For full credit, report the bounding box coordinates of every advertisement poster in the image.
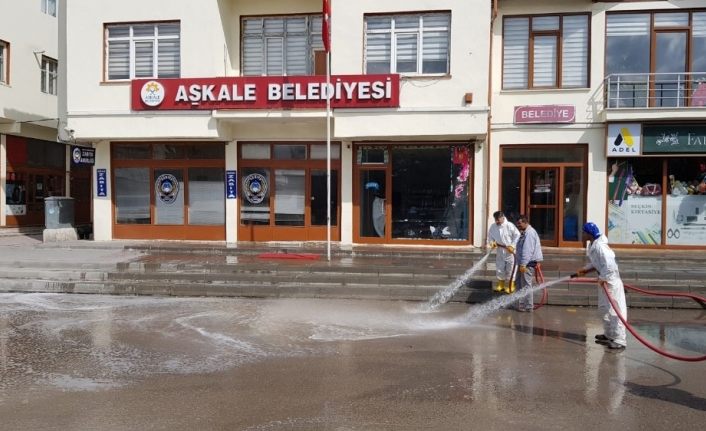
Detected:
[608,196,662,245]
[665,195,706,245]
[5,205,27,216]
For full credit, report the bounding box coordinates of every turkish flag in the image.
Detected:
[322,0,331,52]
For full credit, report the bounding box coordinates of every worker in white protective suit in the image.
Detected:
[487,211,520,294]
[576,222,627,351]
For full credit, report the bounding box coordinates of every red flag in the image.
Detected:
[322,0,331,53]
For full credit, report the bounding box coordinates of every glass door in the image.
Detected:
[359,170,387,239]
[526,168,558,246]
[653,31,688,107]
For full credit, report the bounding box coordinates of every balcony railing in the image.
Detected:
[605,72,706,109]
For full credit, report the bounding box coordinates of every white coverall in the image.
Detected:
[587,235,627,347]
[487,220,520,282]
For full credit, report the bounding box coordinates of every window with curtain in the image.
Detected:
[242,15,323,76]
[105,22,180,80]
[502,14,589,89]
[0,40,7,84]
[41,0,57,17]
[365,13,450,75]
[40,56,57,95]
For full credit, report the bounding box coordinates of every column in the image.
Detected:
[225,140,238,244]
[93,140,111,241]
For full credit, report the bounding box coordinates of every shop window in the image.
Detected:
[359,170,386,237]
[27,139,64,169]
[188,144,225,159]
[273,145,306,160]
[5,172,27,216]
[241,144,271,160]
[502,146,583,163]
[188,168,225,225]
[503,14,589,89]
[365,13,450,75]
[390,146,469,240]
[240,168,271,225]
[105,22,180,80]
[242,15,323,76]
[311,169,338,225]
[310,144,340,160]
[357,147,388,164]
[607,158,663,245]
[274,169,305,225]
[501,167,521,223]
[113,144,152,160]
[115,168,151,224]
[0,40,8,84]
[666,158,706,245]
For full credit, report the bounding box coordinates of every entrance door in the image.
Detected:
[526,168,558,246]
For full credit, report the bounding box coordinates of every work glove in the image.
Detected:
[489,241,497,249]
[506,245,515,254]
[519,265,527,273]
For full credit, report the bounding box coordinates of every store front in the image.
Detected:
[111,142,226,240]
[607,123,706,248]
[499,145,587,247]
[353,143,472,244]
[5,135,67,227]
[238,142,340,242]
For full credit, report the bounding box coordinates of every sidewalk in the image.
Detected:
[0,233,704,308]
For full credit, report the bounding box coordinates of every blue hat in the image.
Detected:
[583,222,601,239]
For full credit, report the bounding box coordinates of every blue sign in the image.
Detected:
[226,170,237,199]
[96,169,107,197]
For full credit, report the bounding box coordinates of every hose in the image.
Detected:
[532,264,547,310]
[569,276,706,362]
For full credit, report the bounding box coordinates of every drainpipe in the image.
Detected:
[483,0,497,246]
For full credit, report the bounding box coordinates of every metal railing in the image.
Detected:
[604,72,706,109]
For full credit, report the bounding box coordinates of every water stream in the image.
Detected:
[463,275,572,322]
[418,251,491,312]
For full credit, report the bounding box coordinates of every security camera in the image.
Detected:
[64,127,75,134]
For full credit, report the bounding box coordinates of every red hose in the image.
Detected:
[532,264,547,310]
[570,277,706,362]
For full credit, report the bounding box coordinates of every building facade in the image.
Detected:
[491,0,706,249]
[63,0,491,245]
[1,0,90,229]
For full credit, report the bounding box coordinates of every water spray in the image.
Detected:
[419,251,492,312]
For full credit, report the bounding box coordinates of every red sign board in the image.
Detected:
[513,105,576,124]
[132,74,399,111]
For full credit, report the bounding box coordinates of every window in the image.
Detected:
[606,11,706,108]
[41,0,57,17]
[502,14,589,89]
[41,56,57,95]
[365,13,450,75]
[105,22,180,80]
[0,40,7,84]
[242,16,323,76]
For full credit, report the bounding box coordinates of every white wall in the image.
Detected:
[0,0,58,133]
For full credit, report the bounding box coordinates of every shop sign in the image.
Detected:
[155,174,180,204]
[607,123,641,156]
[643,125,706,154]
[6,205,26,216]
[513,105,575,124]
[71,146,95,166]
[96,169,107,197]
[226,170,237,199]
[132,74,400,111]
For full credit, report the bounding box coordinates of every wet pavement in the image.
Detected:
[0,293,704,430]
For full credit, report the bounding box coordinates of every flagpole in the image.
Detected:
[326,48,331,262]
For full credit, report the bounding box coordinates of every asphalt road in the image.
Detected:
[0,293,704,430]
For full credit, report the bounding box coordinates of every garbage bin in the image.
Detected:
[44,196,75,229]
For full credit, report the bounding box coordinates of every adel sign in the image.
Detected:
[132,74,400,110]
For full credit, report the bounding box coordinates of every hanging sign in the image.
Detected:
[643,125,706,154]
[96,169,107,197]
[71,146,95,166]
[132,74,400,110]
[607,123,641,156]
[226,170,237,199]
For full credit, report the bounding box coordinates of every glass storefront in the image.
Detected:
[112,142,225,240]
[238,142,340,242]
[500,145,586,247]
[608,156,706,246]
[355,144,471,243]
[5,135,66,227]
